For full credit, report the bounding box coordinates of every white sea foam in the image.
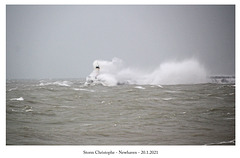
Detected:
[85,57,208,86]
[162,98,173,101]
[157,85,163,88]
[207,139,235,145]
[8,87,18,91]
[39,81,72,87]
[11,109,19,112]
[134,86,145,90]
[73,88,95,92]
[25,109,33,112]
[10,97,24,101]
[53,81,72,87]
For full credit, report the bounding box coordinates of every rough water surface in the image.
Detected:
[6,79,235,145]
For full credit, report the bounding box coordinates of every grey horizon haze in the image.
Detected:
[6,5,235,79]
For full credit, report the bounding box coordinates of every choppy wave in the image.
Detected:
[7,79,235,145]
[134,86,146,90]
[85,57,208,86]
[73,88,95,92]
[39,80,72,87]
[207,139,235,145]
[10,97,24,101]
[8,87,18,91]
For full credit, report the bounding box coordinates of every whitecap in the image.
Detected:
[157,85,163,88]
[39,82,51,86]
[134,86,145,90]
[150,85,163,88]
[10,97,24,101]
[73,88,95,92]
[165,90,179,94]
[53,81,72,87]
[8,87,18,91]
[162,98,173,101]
[39,81,72,87]
[11,109,19,112]
[207,139,235,145]
[25,109,33,112]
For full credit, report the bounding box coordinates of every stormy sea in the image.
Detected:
[6,58,235,145]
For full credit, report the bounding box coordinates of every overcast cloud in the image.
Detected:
[6,5,235,79]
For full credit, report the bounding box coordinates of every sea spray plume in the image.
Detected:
[85,57,208,86]
[86,58,141,86]
[86,58,123,86]
[145,59,208,85]
[93,57,123,74]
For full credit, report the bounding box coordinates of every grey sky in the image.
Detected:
[6,5,235,79]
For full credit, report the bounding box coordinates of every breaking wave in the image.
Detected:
[10,97,24,101]
[39,80,72,87]
[85,57,208,86]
